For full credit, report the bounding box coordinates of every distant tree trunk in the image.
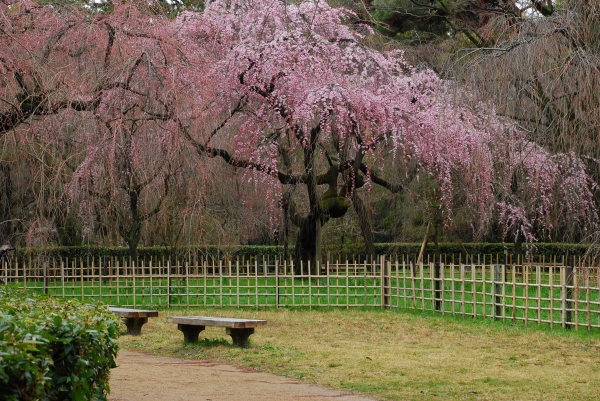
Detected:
[126,218,141,262]
[0,162,12,244]
[291,126,324,275]
[293,214,323,275]
[351,192,374,257]
[119,188,142,262]
[514,232,524,264]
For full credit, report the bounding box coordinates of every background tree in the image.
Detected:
[0,1,101,246]
[178,0,595,270]
[0,1,206,256]
[0,0,596,264]
[441,0,600,256]
[339,0,598,256]
[331,1,557,71]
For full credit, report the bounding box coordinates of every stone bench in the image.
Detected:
[109,307,159,335]
[167,316,267,348]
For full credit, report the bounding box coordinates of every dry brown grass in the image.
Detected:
[117,308,600,400]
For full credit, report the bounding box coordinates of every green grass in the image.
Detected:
[116,307,600,401]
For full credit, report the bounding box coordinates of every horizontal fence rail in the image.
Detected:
[2,255,599,330]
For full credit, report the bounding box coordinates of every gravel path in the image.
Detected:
[108,351,375,401]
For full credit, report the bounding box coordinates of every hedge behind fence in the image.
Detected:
[9,242,592,263]
[0,287,119,401]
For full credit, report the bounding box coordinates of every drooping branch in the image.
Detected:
[360,163,404,193]
[181,112,336,187]
[1,96,100,136]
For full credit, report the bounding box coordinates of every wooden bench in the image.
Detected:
[167,316,267,348]
[109,307,159,335]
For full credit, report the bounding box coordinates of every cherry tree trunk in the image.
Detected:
[126,220,141,262]
[351,193,374,258]
[293,215,323,276]
[0,163,11,244]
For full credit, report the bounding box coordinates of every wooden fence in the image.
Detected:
[2,254,599,330]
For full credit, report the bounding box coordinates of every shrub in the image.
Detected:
[0,287,119,401]
[8,242,589,267]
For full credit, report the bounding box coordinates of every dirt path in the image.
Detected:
[108,351,375,401]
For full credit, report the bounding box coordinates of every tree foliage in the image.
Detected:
[177,0,595,265]
[0,0,596,264]
[443,0,600,245]
[0,0,202,256]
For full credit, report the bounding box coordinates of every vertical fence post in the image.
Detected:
[255,258,259,309]
[275,259,280,309]
[132,258,137,308]
[410,254,417,309]
[186,261,190,307]
[22,258,26,290]
[79,258,84,304]
[497,264,503,319]
[434,255,442,312]
[43,261,48,295]
[167,259,172,308]
[60,259,65,298]
[493,264,502,320]
[565,256,574,329]
[381,258,390,309]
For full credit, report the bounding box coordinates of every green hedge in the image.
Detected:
[372,242,590,260]
[12,244,283,262]
[0,287,119,401]
[10,242,591,264]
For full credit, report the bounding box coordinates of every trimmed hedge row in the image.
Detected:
[12,245,282,262]
[0,287,119,401]
[10,242,591,263]
[373,242,590,259]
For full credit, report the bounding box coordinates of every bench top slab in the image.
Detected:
[109,307,159,318]
[167,316,267,328]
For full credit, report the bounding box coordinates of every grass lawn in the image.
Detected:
[115,307,600,400]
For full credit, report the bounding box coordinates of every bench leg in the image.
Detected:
[177,324,205,343]
[124,317,148,336]
[226,327,255,348]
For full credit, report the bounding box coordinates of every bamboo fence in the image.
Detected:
[2,254,599,330]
